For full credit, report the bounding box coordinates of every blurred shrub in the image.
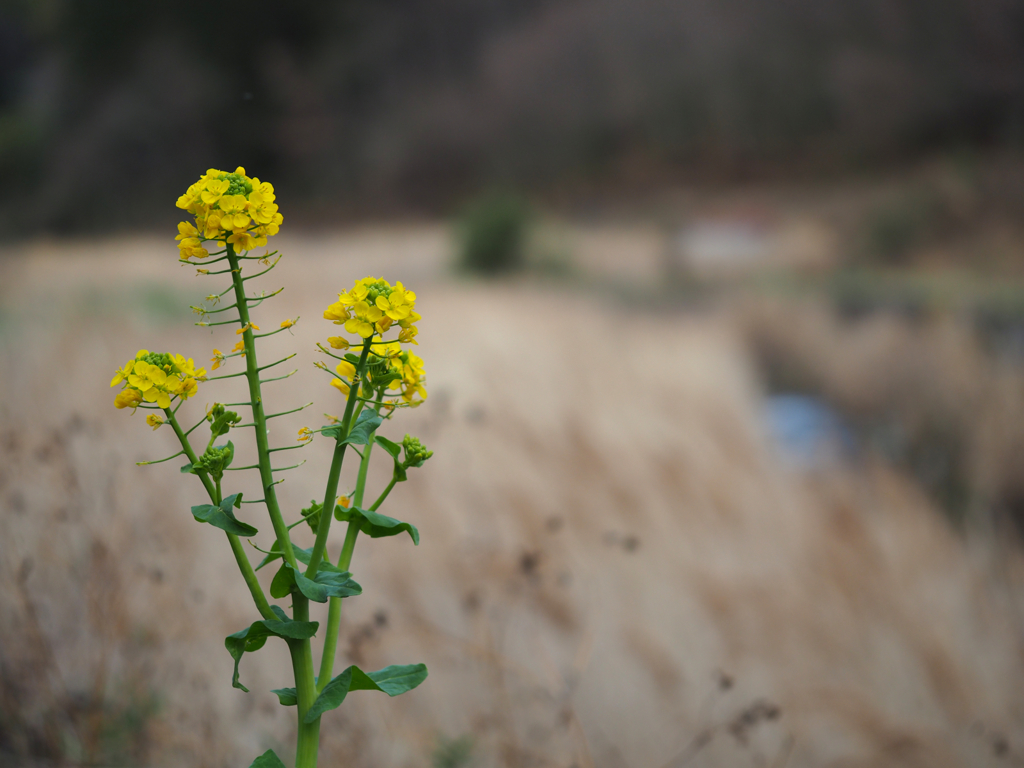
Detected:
[859,188,946,265]
[455,193,531,276]
[431,733,474,768]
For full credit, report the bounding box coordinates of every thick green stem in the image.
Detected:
[304,341,374,578]
[316,395,381,691]
[290,602,321,768]
[316,522,360,692]
[165,408,275,621]
[226,245,300,575]
[226,246,318,766]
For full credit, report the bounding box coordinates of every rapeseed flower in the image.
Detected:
[114,389,143,410]
[175,167,283,258]
[111,350,206,412]
[392,349,427,403]
[324,277,421,340]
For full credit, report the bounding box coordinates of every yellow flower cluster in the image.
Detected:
[328,336,427,405]
[321,276,427,408]
[323,277,420,341]
[111,350,206,410]
[175,167,283,259]
[372,338,427,403]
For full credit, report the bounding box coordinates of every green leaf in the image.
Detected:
[374,435,401,458]
[321,423,343,440]
[179,462,195,474]
[271,687,297,706]
[292,546,350,574]
[335,505,419,545]
[340,409,384,446]
[304,663,428,723]
[210,407,241,438]
[224,613,319,692]
[248,749,287,768]
[285,562,362,603]
[258,539,355,575]
[270,563,295,599]
[374,435,407,482]
[321,409,382,443]
[191,492,257,537]
[255,537,287,571]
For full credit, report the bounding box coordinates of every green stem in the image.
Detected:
[289,600,321,768]
[316,522,360,692]
[304,341,374,578]
[226,245,299,574]
[316,392,383,692]
[352,431,374,507]
[164,408,275,622]
[226,245,318,766]
[368,477,398,512]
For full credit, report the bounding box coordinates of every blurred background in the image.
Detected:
[4,1,1024,766]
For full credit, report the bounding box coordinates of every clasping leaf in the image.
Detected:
[224,606,319,691]
[191,492,257,537]
[248,749,286,768]
[323,409,384,445]
[374,435,407,482]
[304,663,428,723]
[334,505,419,545]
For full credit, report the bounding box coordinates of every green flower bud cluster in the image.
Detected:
[402,435,433,469]
[139,351,175,370]
[192,441,234,481]
[220,171,254,197]
[361,279,393,306]
[208,403,242,439]
[300,500,323,532]
[365,355,402,390]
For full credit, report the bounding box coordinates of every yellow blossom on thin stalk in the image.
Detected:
[114,389,143,410]
[324,276,420,340]
[110,350,205,412]
[175,167,284,260]
[297,427,314,443]
[320,277,426,406]
[146,415,165,430]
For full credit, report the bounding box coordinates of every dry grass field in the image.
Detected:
[3,226,1024,768]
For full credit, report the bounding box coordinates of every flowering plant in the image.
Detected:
[111,168,431,768]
